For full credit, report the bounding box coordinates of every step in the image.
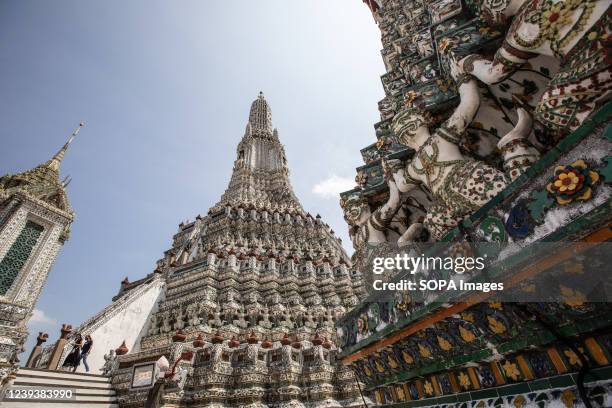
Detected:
[6,394,118,403]
[3,369,118,407]
[13,376,114,389]
[2,388,118,406]
[17,368,111,381]
[10,384,116,397]
[2,403,119,408]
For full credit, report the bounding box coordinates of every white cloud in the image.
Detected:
[30,309,57,326]
[312,175,355,199]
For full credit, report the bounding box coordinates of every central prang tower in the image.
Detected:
[215,92,301,210]
[66,94,369,407]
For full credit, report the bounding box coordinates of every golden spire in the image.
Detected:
[46,122,84,172]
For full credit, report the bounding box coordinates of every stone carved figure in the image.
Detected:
[312,345,327,366]
[340,178,424,253]
[259,307,272,329]
[234,307,248,329]
[211,307,223,327]
[173,307,185,331]
[247,292,258,305]
[149,315,160,335]
[248,311,258,327]
[388,58,510,239]
[460,0,611,137]
[186,303,200,327]
[280,310,294,329]
[101,349,118,376]
[161,311,172,334]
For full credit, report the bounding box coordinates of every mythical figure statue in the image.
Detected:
[173,306,185,330]
[387,58,510,239]
[259,306,272,329]
[101,349,118,376]
[149,315,160,335]
[186,303,200,327]
[234,306,248,329]
[280,310,294,329]
[161,311,172,333]
[340,178,425,254]
[211,307,223,327]
[459,0,611,137]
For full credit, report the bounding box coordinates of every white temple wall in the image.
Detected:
[76,280,165,374]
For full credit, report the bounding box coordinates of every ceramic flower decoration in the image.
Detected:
[546,160,600,205]
[404,90,418,107]
[355,171,368,187]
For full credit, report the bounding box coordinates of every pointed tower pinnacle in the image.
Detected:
[0,123,83,213]
[46,123,84,172]
[214,94,301,211]
[248,92,273,135]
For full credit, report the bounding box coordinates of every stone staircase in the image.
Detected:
[1,367,118,407]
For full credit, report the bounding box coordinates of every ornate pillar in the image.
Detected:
[47,324,73,370]
[25,332,48,368]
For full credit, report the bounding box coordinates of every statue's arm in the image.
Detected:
[460,41,536,84]
[367,179,402,238]
[444,57,481,137]
[378,179,402,220]
[385,159,419,193]
[398,222,424,245]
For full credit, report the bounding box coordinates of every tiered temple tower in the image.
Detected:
[0,126,80,388]
[34,94,369,407]
[335,1,612,407]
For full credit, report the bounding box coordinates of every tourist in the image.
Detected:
[81,335,93,372]
[62,334,83,372]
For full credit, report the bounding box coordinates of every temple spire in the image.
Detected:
[46,122,84,172]
[215,95,301,210]
[248,92,273,135]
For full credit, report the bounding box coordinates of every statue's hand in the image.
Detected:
[382,158,404,178]
[458,54,484,75]
[449,52,465,81]
[398,223,424,245]
[387,178,399,193]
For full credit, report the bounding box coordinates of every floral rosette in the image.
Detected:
[546,159,600,205]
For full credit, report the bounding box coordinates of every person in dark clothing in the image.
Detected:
[81,335,93,372]
[62,334,83,372]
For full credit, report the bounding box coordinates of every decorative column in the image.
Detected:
[25,332,48,368]
[47,324,73,370]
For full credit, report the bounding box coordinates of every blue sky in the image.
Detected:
[0,1,385,358]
